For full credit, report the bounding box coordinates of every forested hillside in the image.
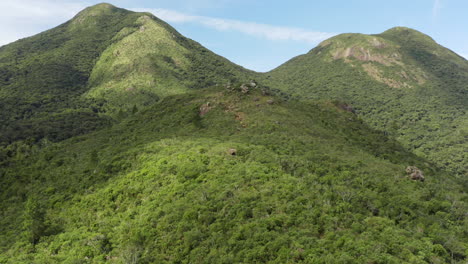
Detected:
[1,85,467,263]
[0,3,466,263]
[265,27,468,176]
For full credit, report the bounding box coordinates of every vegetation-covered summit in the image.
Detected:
[0,3,250,145]
[264,27,468,176]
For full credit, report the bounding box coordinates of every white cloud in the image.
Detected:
[144,8,195,23]
[133,8,335,44]
[0,0,87,46]
[0,2,334,48]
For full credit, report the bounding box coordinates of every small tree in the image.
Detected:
[131,105,139,114]
[22,196,45,244]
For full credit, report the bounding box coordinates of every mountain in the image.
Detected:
[0,3,251,145]
[0,4,467,263]
[264,27,468,177]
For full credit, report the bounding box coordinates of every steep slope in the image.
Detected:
[85,10,253,115]
[0,3,252,146]
[264,27,468,176]
[0,4,137,144]
[1,85,466,263]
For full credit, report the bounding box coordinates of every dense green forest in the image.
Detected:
[2,86,467,263]
[0,3,467,263]
[263,27,468,177]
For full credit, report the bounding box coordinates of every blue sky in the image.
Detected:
[0,0,466,72]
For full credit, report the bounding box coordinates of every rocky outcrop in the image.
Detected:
[406,166,425,182]
[336,102,356,114]
[240,84,250,94]
[199,102,212,116]
[240,80,257,94]
[228,148,237,156]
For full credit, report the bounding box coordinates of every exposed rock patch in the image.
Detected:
[336,102,356,113]
[362,64,411,89]
[228,148,237,156]
[199,102,212,116]
[370,38,386,48]
[333,46,399,66]
[406,166,425,182]
[240,84,250,94]
[139,15,152,21]
[326,36,428,88]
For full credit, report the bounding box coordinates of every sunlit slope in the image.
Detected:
[0,3,252,144]
[1,85,466,263]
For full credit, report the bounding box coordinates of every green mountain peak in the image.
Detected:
[0,3,252,143]
[74,2,120,15]
[72,2,123,18]
[264,26,468,176]
[380,26,436,41]
[378,26,467,67]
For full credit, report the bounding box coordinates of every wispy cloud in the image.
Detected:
[432,0,442,19]
[152,0,237,13]
[0,1,334,48]
[133,8,335,44]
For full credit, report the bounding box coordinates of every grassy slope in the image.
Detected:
[85,11,253,116]
[264,27,468,176]
[0,85,466,263]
